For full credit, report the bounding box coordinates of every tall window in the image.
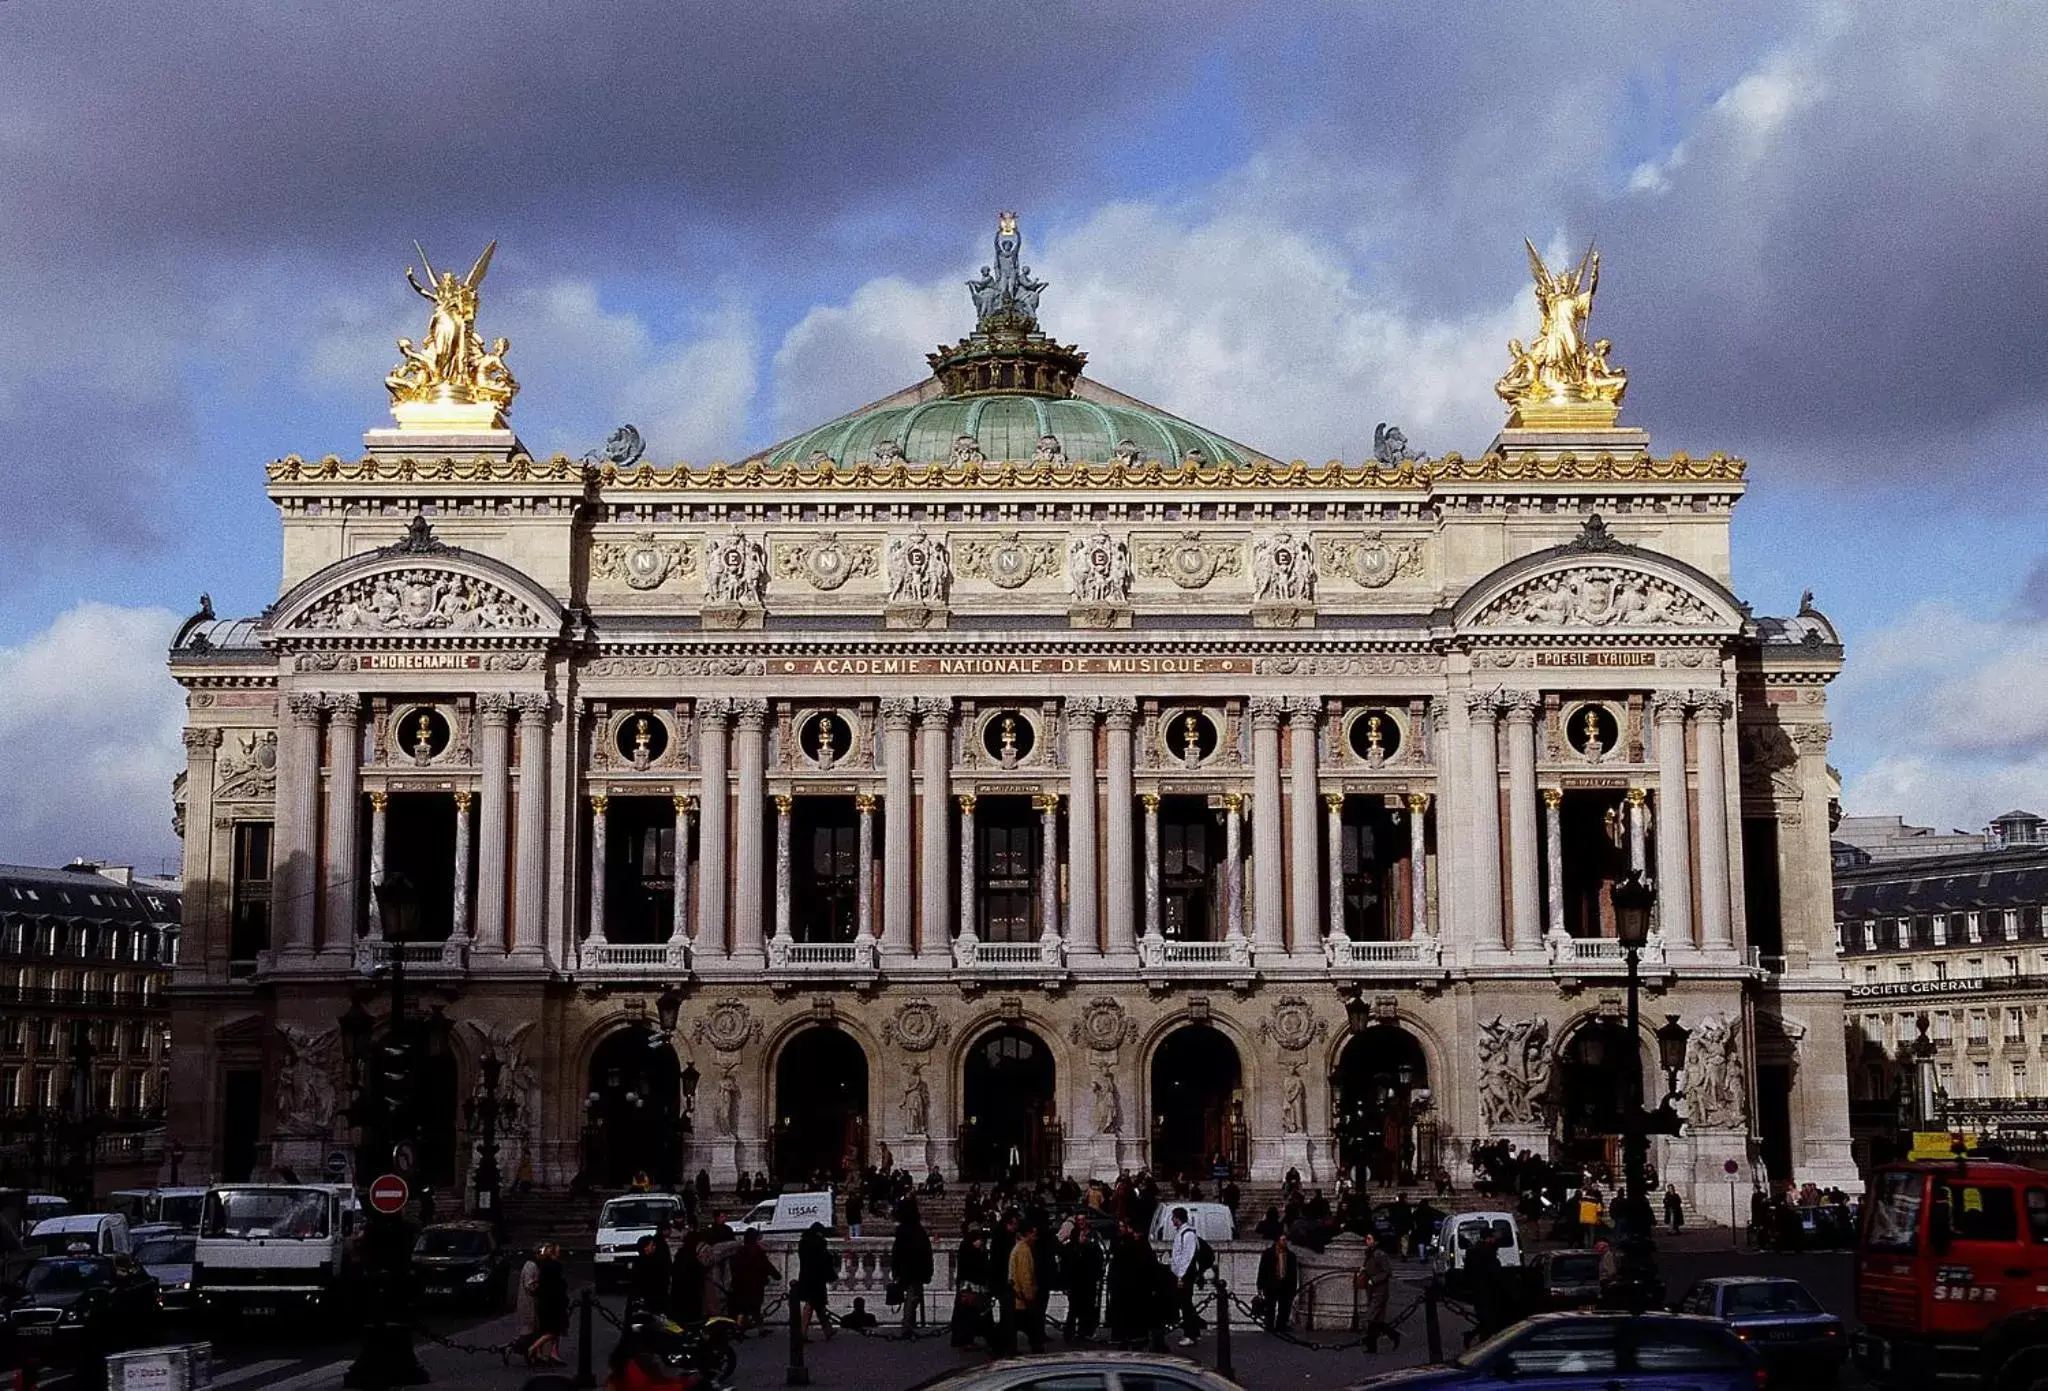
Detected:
[2014,1060,2030,1098]
[796,809,860,943]
[230,822,274,971]
[1969,1012,1990,1045]
[978,807,1039,943]
[1974,1061,1992,1098]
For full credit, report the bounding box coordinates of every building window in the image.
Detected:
[1934,960,1948,981]
[2006,911,2022,942]
[2010,956,2024,979]
[1933,915,1949,946]
[1934,1013,1953,1043]
[1862,921,1877,951]
[0,1067,18,1110]
[2008,1010,2026,1043]
[1969,957,1986,979]
[2014,1060,2030,1098]
[1864,965,1879,984]
[230,822,274,971]
[1968,912,1983,943]
[1896,962,1915,984]
[1969,1012,1990,1045]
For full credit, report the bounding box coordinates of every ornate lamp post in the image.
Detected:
[1610,869,1662,1314]
[465,1051,517,1230]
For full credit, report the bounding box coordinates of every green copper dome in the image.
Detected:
[752,214,1274,469]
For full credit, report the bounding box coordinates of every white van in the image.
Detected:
[729,1190,834,1236]
[28,1212,133,1259]
[109,1186,208,1232]
[1147,1202,1236,1246]
[593,1194,686,1289]
[195,1182,363,1319]
[1430,1210,1522,1276]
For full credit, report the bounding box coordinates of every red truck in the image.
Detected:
[1855,1160,2048,1389]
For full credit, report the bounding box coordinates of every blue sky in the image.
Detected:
[3,1,2046,869]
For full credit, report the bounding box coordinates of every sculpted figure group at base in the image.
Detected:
[1477,1016,1554,1128]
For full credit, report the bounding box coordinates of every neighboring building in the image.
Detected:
[0,862,179,1192]
[164,217,1857,1217]
[1990,810,2048,850]
[1833,814,1988,865]
[1838,842,2048,1167]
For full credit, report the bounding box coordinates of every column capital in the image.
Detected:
[1063,696,1101,724]
[369,790,388,811]
[286,691,328,723]
[1650,688,1691,721]
[1428,695,1452,730]
[1406,791,1431,814]
[956,793,977,814]
[879,697,917,731]
[673,794,697,815]
[1689,689,1733,719]
[916,697,952,730]
[512,691,553,723]
[854,792,877,813]
[1541,787,1562,809]
[1499,689,1542,723]
[1787,721,1833,756]
[774,793,793,814]
[1223,791,1245,814]
[589,793,609,814]
[322,692,362,721]
[1034,791,1061,814]
[1100,696,1139,730]
[731,697,770,730]
[181,727,223,753]
[453,789,474,812]
[1140,791,1160,812]
[1464,689,1500,720]
[477,692,514,724]
[1323,791,1346,813]
[1284,697,1320,729]
[694,696,734,724]
[1247,695,1286,729]
[1627,786,1648,807]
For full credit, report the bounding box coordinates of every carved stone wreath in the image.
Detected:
[693,998,761,1054]
[956,532,1058,589]
[775,533,879,592]
[591,533,696,591]
[1257,994,1329,1052]
[882,999,949,1052]
[1071,998,1138,1053]
[1136,533,1242,590]
[1317,534,1425,589]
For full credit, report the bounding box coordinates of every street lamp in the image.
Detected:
[1609,869,1662,1313]
[656,985,684,1036]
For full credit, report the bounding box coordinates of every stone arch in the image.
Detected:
[1551,1008,1658,1165]
[1452,530,1745,637]
[266,536,565,637]
[1328,1023,1434,1185]
[766,1014,876,1182]
[954,1018,1063,1181]
[1142,1012,1254,1181]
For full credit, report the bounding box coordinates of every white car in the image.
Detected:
[729,1190,834,1236]
[592,1194,684,1289]
[27,1212,133,1259]
[1430,1210,1522,1277]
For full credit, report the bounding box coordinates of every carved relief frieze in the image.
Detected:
[1317,532,1426,589]
[583,657,765,678]
[1135,532,1241,590]
[214,730,279,800]
[774,532,879,592]
[1256,653,1442,676]
[591,533,697,591]
[300,569,545,631]
[1474,566,1721,629]
[954,532,1059,589]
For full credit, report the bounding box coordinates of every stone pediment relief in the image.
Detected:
[1464,562,1736,635]
[298,567,547,632]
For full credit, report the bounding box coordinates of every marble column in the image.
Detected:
[670,797,693,948]
[321,695,362,957]
[1222,792,1246,941]
[855,793,877,942]
[451,790,473,940]
[1542,789,1565,941]
[1141,792,1162,943]
[1693,691,1735,948]
[1248,696,1286,952]
[1065,699,1100,955]
[475,694,512,952]
[772,794,793,945]
[1286,699,1321,955]
[1102,699,1138,956]
[510,693,552,962]
[366,790,389,941]
[880,698,916,956]
[956,795,978,946]
[695,700,732,956]
[731,699,769,963]
[1503,691,1543,955]
[1465,691,1505,950]
[1651,691,1695,947]
[1324,792,1347,942]
[276,691,326,961]
[586,794,609,950]
[917,699,952,958]
[1406,791,1431,940]
[1037,792,1061,942]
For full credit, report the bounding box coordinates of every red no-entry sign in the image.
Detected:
[369,1173,410,1215]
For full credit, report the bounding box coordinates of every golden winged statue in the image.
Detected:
[1496,239,1627,428]
[385,240,518,427]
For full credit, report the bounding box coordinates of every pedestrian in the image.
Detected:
[1104,1221,1155,1347]
[1168,1206,1202,1348]
[1749,1187,1772,1251]
[1255,1205,1283,1240]
[1255,1230,1297,1336]
[627,1233,671,1317]
[891,1198,935,1339]
[1008,1215,1045,1353]
[838,1296,880,1333]
[1576,1189,1602,1249]
[1060,1214,1103,1341]
[695,1169,713,1208]
[532,1242,568,1367]
[728,1229,776,1333]
[796,1220,836,1340]
[1357,1232,1400,1353]
[1664,1184,1684,1233]
[510,1246,541,1366]
[668,1229,705,1323]
[1463,1231,1504,1345]
[845,1185,864,1239]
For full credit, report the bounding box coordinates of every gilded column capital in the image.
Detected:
[1140,791,1160,812]
[369,790,389,811]
[1499,689,1542,723]
[182,727,223,753]
[512,691,553,723]
[1406,791,1431,815]
[1101,696,1138,730]
[673,794,697,815]
[477,692,514,724]
[731,697,770,730]
[1689,689,1733,720]
[854,792,877,814]
[589,793,609,814]
[878,697,917,731]
[1323,791,1346,813]
[1626,786,1648,806]
[956,793,977,814]
[1650,688,1691,721]
[1034,791,1061,814]
[1223,791,1245,814]
[1464,689,1500,720]
[286,691,328,723]
[453,789,474,812]
[1247,695,1286,729]
[774,793,793,814]
[1541,788,1563,809]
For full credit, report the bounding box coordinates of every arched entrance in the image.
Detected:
[1556,1021,1639,1169]
[774,1028,868,1183]
[584,1027,683,1189]
[1150,1026,1242,1182]
[961,1027,1058,1181]
[1335,1026,1431,1186]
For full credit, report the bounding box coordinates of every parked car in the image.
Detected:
[1346,1311,1763,1390]
[728,1190,834,1237]
[1525,1249,1604,1311]
[593,1195,687,1290]
[907,1350,1246,1390]
[1,1254,163,1371]
[26,1213,132,1260]
[108,1187,208,1233]
[133,1229,198,1313]
[411,1221,512,1310]
[1428,1211,1520,1295]
[1678,1275,1845,1384]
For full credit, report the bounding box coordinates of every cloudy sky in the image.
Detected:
[2,1,2045,871]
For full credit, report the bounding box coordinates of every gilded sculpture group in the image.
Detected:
[385,240,519,413]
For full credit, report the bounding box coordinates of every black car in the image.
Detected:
[411,1221,511,1310]
[1678,1275,1847,1385]
[1526,1249,1605,1310]
[2,1255,162,1373]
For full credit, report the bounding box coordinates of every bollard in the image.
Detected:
[786,1280,811,1386]
[572,1287,596,1390]
[1424,1281,1443,1362]
[1213,1277,1235,1380]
